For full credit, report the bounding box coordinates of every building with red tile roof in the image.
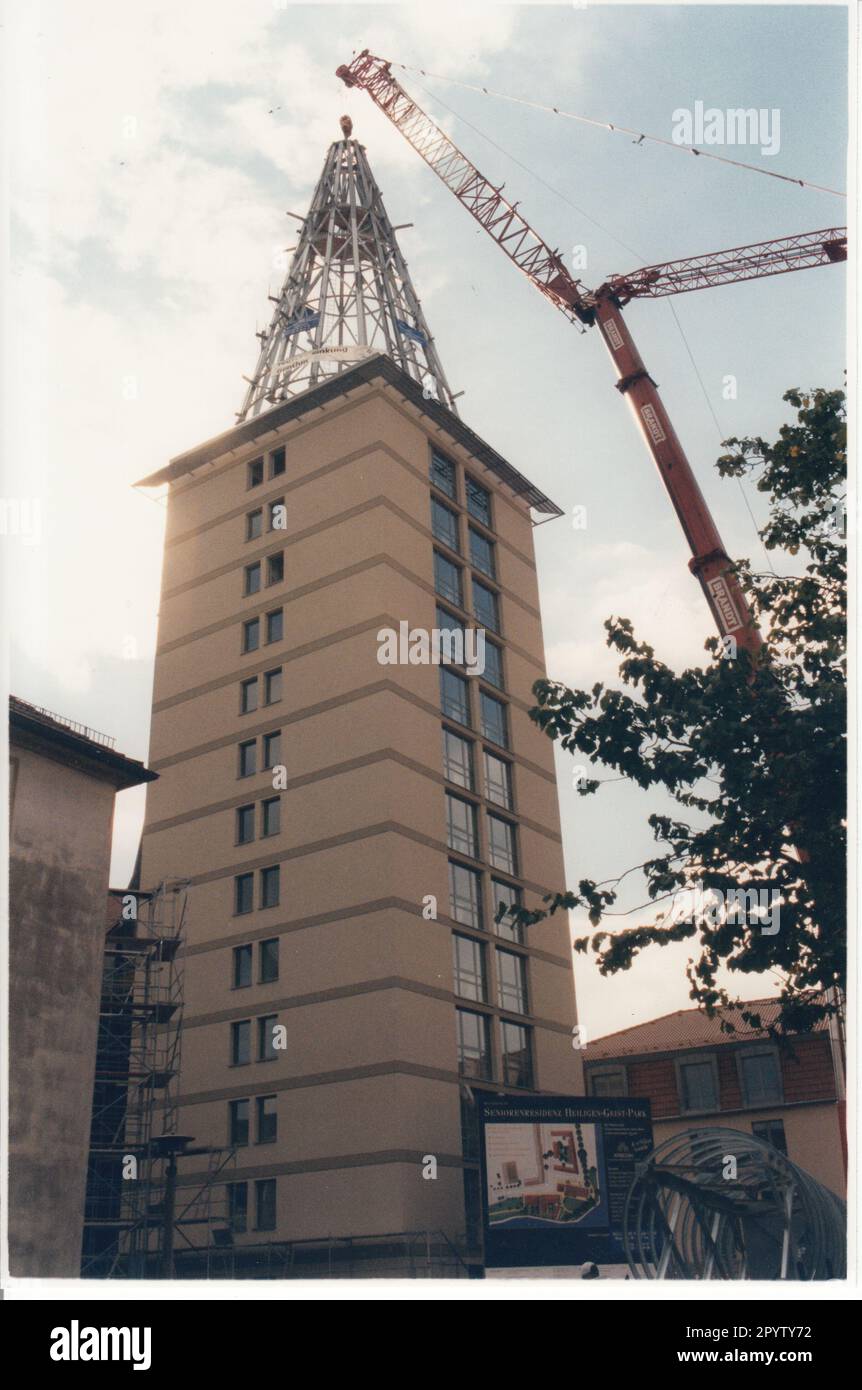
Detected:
[584,997,845,1198]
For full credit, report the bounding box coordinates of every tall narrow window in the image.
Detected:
[267,552,284,585]
[483,641,504,690]
[244,562,261,595]
[261,797,280,837]
[440,669,470,726]
[260,866,280,909]
[266,609,283,644]
[487,815,517,874]
[232,944,252,989]
[456,1009,492,1079]
[431,497,460,551]
[442,729,473,789]
[234,874,253,915]
[228,1182,248,1233]
[236,804,255,844]
[263,730,281,769]
[500,1021,532,1087]
[434,551,463,607]
[242,618,260,655]
[270,446,286,477]
[240,678,258,714]
[255,1178,276,1231]
[436,606,465,666]
[259,937,279,984]
[491,879,523,943]
[449,862,483,929]
[229,1098,250,1146]
[466,476,491,527]
[258,1015,278,1061]
[246,509,263,541]
[430,448,456,499]
[480,692,508,747]
[497,949,528,1013]
[247,457,264,488]
[483,751,512,809]
[230,1020,250,1066]
[472,578,499,633]
[264,669,282,705]
[238,740,257,778]
[469,527,495,578]
[446,793,478,858]
[256,1095,277,1144]
[453,934,487,1002]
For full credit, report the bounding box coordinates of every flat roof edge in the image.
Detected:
[10,706,157,789]
[134,355,563,517]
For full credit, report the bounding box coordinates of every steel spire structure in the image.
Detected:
[238,116,457,421]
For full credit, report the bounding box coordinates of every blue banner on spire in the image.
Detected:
[284,310,321,338]
[396,318,427,346]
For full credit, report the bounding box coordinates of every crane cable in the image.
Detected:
[394,62,846,200]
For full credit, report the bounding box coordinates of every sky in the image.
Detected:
[3,0,849,1040]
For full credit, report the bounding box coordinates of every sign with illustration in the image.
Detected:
[478,1095,654,1269]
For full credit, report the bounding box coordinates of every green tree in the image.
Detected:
[512,388,846,1035]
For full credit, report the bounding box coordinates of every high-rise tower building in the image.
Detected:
[137,125,583,1275]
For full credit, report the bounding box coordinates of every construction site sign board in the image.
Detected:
[478,1095,654,1269]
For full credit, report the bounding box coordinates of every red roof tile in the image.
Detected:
[588,997,828,1060]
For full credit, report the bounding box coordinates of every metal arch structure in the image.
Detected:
[623,1127,846,1280]
[238,119,458,421]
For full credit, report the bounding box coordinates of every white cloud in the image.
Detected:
[543,539,711,690]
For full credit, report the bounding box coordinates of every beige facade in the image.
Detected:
[139,357,582,1259]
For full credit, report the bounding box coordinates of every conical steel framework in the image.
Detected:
[239,124,457,420]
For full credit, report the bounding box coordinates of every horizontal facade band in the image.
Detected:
[149,674,557,787]
[177,895,573,971]
[162,433,538,586]
[174,1147,466,1190]
[182,972,574,1035]
[144,744,562,845]
[172,1057,574,1111]
[154,550,543,666]
[156,816,561,898]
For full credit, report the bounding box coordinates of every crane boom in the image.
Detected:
[337,50,847,658]
[336,51,588,324]
[608,228,847,303]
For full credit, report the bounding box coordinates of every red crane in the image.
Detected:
[337,51,846,658]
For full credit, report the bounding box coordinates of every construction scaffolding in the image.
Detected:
[80,879,236,1278]
[81,881,185,1276]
